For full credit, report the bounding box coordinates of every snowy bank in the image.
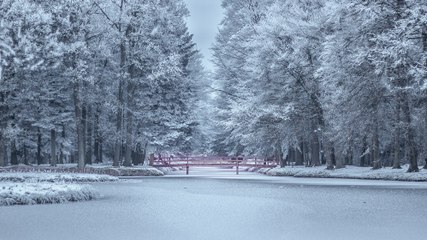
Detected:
[0,172,115,206]
[156,167,181,174]
[0,164,164,177]
[266,165,427,181]
[0,172,118,183]
[105,167,164,177]
[0,183,99,206]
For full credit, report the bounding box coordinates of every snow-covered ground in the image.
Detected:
[104,166,164,176]
[264,165,427,181]
[0,164,164,176]
[156,166,181,174]
[0,172,118,183]
[0,173,118,206]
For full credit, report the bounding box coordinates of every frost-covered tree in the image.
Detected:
[249,0,327,166]
[0,0,58,166]
[94,0,203,166]
[211,0,426,171]
[369,0,427,172]
[211,0,273,156]
[212,0,327,167]
[0,0,205,167]
[319,0,426,171]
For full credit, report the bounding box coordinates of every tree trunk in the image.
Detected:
[23,144,28,165]
[82,106,87,164]
[113,42,126,167]
[422,23,427,53]
[0,133,5,167]
[140,142,148,166]
[131,149,138,165]
[123,110,133,167]
[123,56,137,167]
[94,106,101,163]
[392,102,401,169]
[286,148,294,166]
[393,0,418,172]
[335,150,345,169]
[59,125,65,164]
[304,140,310,166]
[372,117,382,170]
[86,105,93,165]
[77,110,85,169]
[345,138,354,165]
[74,81,85,169]
[325,141,335,170]
[402,95,419,172]
[276,144,285,167]
[311,129,320,166]
[10,140,18,165]
[50,129,57,167]
[70,152,75,164]
[94,136,99,163]
[132,142,143,166]
[295,142,304,166]
[113,140,121,167]
[37,128,42,165]
[99,138,103,163]
[423,24,427,170]
[360,136,367,167]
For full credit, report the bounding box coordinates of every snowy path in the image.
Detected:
[1,168,427,240]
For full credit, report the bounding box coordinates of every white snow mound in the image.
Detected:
[0,173,113,206]
[267,165,427,181]
[0,183,99,206]
[0,172,118,183]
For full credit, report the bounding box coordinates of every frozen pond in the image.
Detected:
[1,167,427,240]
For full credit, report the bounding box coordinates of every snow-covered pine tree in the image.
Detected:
[0,0,60,166]
[211,0,274,157]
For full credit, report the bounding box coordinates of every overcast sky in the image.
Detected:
[183,0,223,71]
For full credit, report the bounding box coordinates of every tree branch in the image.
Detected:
[93,1,120,30]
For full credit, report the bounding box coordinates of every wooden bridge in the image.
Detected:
[149,156,279,175]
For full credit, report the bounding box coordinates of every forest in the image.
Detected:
[1,0,427,172]
[211,0,427,172]
[0,0,207,168]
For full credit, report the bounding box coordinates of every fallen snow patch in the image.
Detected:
[0,172,118,183]
[0,183,99,206]
[102,167,164,176]
[267,165,427,181]
[157,167,181,174]
[0,172,115,206]
[1,164,163,177]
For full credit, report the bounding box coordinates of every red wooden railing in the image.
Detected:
[149,156,279,175]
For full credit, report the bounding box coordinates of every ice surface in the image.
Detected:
[0,168,426,240]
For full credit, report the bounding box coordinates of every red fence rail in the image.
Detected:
[149,156,279,175]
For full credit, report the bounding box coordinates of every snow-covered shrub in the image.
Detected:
[0,173,118,183]
[0,183,99,206]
